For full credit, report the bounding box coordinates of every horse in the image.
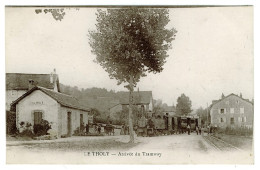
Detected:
[104,124,114,136]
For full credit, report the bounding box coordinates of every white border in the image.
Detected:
[1,0,258,170]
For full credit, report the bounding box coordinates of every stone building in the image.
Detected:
[109,91,153,119]
[6,69,60,111]
[210,93,254,129]
[10,86,90,138]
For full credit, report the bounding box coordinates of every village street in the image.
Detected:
[6,132,253,164]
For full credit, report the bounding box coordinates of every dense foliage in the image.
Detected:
[33,120,52,136]
[176,93,192,116]
[89,8,176,85]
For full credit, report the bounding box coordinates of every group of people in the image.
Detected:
[185,124,212,135]
[80,122,102,135]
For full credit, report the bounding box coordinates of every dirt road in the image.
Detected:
[6,133,253,164]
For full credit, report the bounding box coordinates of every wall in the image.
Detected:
[109,104,123,119]
[6,90,27,111]
[16,90,59,135]
[59,106,88,137]
[210,95,254,128]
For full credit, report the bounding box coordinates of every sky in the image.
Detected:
[5,6,254,109]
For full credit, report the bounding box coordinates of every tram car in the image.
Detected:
[135,112,174,136]
[135,111,200,136]
[170,116,200,134]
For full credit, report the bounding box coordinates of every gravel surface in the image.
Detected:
[6,133,254,164]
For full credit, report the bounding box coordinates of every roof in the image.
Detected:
[11,86,90,112]
[116,91,153,105]
[209,93,253,109]
[6,73,60,91]
[162,106,176,112]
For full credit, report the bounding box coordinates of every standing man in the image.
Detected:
[207,124,211,135]
[98,124,101,135]
[187,124,191,135]
[195,125,199,135]
[85,123,89,135]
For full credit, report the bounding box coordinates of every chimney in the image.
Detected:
[28,79,35,90]
[50,72,53,83]
[52,68,58,92]
[240,93,242,98]
[50,68,56,83]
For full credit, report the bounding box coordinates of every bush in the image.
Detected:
[6,111,18,135]
[18,121,34,137]
[215,126,253,136]
[33,120,52,136]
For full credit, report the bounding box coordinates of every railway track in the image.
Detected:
[203,134,243,152]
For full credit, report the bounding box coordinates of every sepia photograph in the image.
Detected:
[5,6,254,164]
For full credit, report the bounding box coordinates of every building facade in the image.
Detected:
[11,86,89,138]
[162,106,176,117]
[210,93,254,129]
[6,69,60,111]
[109,91,154,119]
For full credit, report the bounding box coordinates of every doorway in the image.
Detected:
[67,112,72,136]
[34,111,43,125]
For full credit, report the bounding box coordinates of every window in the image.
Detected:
[242,116,247,123]
[220,117,226,123]
[220,109,225,114]
[238,117,242,122]
[236,100,240,104]
[240,107,244,114]
[230,108,234,114]
[230,117,234,124]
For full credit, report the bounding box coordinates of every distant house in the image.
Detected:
[109,91,153,119]
[210,93,254,129]
[162,106,176,116]
[10,86,90,138]
[6,69,60,110]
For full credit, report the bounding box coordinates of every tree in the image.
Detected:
[176,94,192,116]
[89,8,177,143]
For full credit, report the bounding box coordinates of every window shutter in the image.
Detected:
[224,108,227,114]
[244,117,247,122]
[218,109,220,114]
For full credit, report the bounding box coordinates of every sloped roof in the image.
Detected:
[11,86,90,112]
[116,91,153,105]
[6,73,60,91]
[163,106,176,112]
[209,93,253,109]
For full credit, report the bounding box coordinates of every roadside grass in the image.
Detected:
[10,138,139,152]
[6,135,33,141]
[213,133,253,151]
